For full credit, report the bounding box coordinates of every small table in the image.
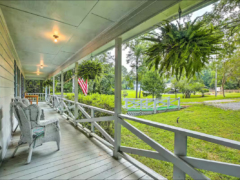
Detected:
[25,94,39,105]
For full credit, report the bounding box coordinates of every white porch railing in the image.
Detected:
[46,95,240,180]
[26,93,46,102]
[123,97,181,113]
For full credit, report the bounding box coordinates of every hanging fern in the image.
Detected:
[77,60,103,80]
[143,17,224,80]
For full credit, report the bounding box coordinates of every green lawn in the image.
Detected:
[123,90,240,104]
[120,92,240,179]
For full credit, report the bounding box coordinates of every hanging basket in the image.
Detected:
[77,60,102,80]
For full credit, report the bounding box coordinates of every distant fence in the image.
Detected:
[123,97,181,116]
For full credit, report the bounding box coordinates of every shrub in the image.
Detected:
[200,88,209,97]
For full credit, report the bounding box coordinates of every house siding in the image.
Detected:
[0,8,23,162]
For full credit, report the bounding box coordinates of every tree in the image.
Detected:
[124,70,135,89]
[141,71,165,98]
[177,79,194,98]
[171,78,180,98]
[217,50,240,97]
[126,42,146,98]
[143,13,223,80]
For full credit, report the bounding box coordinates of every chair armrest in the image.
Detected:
[38,119,59,126]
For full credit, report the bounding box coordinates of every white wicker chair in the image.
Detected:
[12,102,61,164]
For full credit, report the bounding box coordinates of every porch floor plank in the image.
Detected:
[0,102,155,180]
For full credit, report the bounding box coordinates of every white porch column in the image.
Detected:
[113,37,122,159]
[45,86,47,100]
[61,71,64,115]
[53,76,55,95]
[74,62,78,124]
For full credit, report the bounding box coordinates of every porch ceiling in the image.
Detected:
[0,0,212,80]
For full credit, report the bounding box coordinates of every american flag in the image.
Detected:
[78,77,88,96]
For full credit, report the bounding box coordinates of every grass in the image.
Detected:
[124,90,240,104]
[121,104,240,179]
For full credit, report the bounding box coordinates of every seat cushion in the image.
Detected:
[33,127,44,138]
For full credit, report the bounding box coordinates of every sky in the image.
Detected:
[108,4,214,72]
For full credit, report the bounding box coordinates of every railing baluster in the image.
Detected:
[173,133,187,180]
[91,108,94,133]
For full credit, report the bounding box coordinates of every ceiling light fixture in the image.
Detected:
[53,35,59,42]
[40,64,43,69]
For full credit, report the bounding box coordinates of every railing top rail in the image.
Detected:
[56,97,114,115]
[62,98,75,103]
[76,102,115,115]
[119,114,240,150]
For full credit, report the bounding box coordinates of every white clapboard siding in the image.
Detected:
[0,7,23,161]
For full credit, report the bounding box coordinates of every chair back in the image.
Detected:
[14,96,22,103]
[13,103,33,143]
[22,98,31,106]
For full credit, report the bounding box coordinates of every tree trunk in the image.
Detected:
[215,67,218,97]
[175,89,177,99]
[152,92,154,98]
[139,84,141,98]
[185,91,191,98]
[222,76,226,97]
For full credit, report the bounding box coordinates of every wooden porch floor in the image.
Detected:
[0,103,153,180]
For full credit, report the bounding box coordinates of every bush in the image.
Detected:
[200,88,209,97]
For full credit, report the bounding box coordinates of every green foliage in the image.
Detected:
[43,79,53,87]
[144,17,223,80]
[141,71,165,98]
[125,39,150,98]
[77,60,103,80]
[200,88,209,97]
[26,80,43,93]
[122,90,128,98]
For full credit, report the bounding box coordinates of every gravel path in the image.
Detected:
[204,99,235,103]
[208,102,240,110]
